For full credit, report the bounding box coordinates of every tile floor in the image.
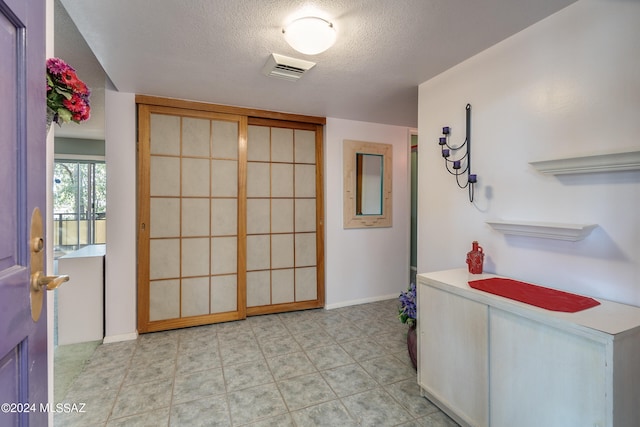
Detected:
[54,299,459,426]
[54,340,101,403]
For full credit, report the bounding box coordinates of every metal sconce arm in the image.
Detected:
[438,103,477,202]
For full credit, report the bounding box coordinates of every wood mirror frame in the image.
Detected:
[343,139,392,228]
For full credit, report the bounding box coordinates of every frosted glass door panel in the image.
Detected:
[245,124,323,314]
[139,106,245,332]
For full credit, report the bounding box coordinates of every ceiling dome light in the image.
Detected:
[283,17,336,55]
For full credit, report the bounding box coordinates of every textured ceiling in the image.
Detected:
[56,0,578,139]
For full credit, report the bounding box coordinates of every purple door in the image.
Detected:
[0,0,47,426]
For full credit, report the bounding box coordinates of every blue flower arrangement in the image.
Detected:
[398,282,416,328]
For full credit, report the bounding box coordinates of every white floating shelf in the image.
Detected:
[529,150,640,175]
[486,220,598,241]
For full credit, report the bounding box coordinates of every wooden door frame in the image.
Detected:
[136,96,325,332]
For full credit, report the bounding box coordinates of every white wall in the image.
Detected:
[325,118,412,308]
[418,0,640,306]
[104,87,138,342]
[101,106,411,336]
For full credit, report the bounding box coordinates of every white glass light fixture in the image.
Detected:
[283,17,336,55]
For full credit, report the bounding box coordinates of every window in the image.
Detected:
[53,159,106,257]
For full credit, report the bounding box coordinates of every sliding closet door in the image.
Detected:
[138,105,247,333]
[245,119,324,315]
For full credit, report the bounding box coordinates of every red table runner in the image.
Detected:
[468,278,600,313]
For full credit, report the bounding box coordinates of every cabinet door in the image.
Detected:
[490,308,607,427]
[418,284,489,427]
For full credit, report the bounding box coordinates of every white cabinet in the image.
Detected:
[418,284,489,427]
[490,309,607,426]
[417,269,640,427]
[56,245,105,345]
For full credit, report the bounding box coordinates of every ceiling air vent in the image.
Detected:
[262,53,316,81]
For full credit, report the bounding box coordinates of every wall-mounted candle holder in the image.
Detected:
[438,103,477,202]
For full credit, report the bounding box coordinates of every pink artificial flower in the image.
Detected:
[63,93,86,113]
[71,79,89,95]
[46,57,74,75]
[72,103,91,122]
[60,69,80,88]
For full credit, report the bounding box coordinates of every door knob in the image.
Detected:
[29,207,69,321]
[31,271,69,291]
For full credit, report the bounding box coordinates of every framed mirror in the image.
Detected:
[343,140,392,228]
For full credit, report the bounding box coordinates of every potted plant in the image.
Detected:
[398,282,417,369]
